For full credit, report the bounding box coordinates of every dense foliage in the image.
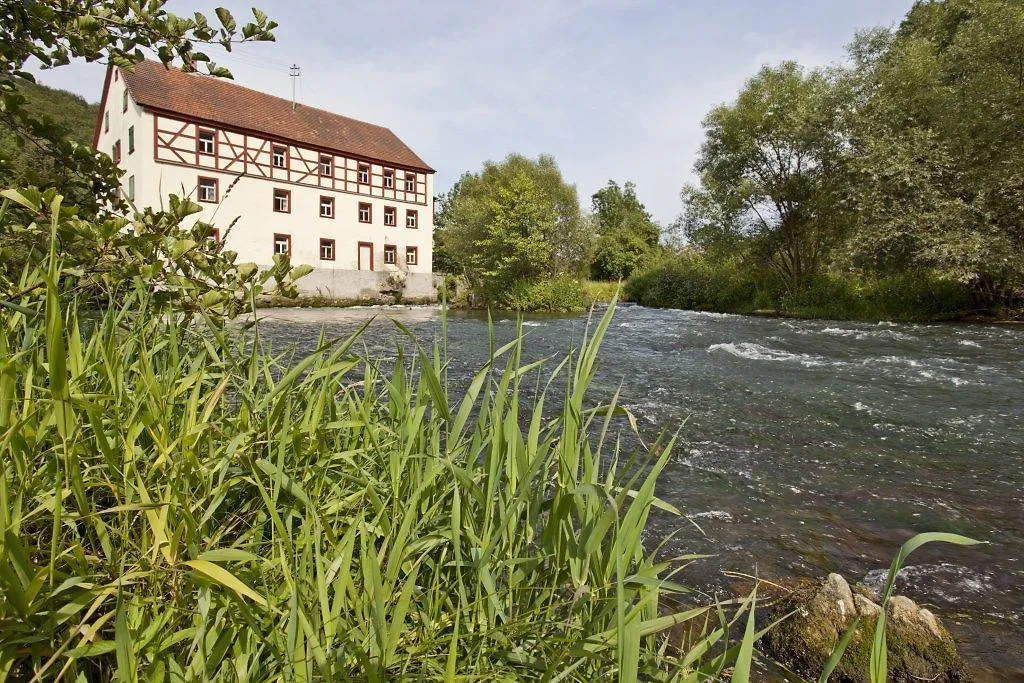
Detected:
[653,0,1024,320]
[433,154,591,311]
[0,79,97,208]
[589,181,661,281]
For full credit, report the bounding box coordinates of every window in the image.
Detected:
[405,246,418,266]
[383,206,397,226]
[112,140,121,163]
[274,233,291,256]
[272,145,287,168]
[122,89,128,112]
[198,177,218,203]
[383,169,395,189]
[358,202,372,223]
[198,129,215,155]
[104,112,109,132]
[114,70,119,82]
[128,126,135,154]
[210,228,220,242]
[320,238,335,261]
[406,210,418,229]
[405,173,416,192]
[273,188,291,213]
[319,155,333,177]
[384,244,397,265]
[319,196,334,218]
[126,175,135,201]
[357,164,370,184]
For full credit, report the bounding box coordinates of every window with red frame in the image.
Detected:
[405,246,418,266]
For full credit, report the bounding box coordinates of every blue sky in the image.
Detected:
[34,0,914,224]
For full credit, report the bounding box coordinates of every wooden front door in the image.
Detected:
[358,241,374,271]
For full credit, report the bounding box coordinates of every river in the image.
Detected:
[257,303,1024,679]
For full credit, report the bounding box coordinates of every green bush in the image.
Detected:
[780,271,974,321]
[624,253,757,312]
[497,275,586,312]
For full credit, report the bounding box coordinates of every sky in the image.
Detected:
[32,0,915,225]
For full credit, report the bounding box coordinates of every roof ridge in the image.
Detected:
[127,59,394,134]
[120,59,433,172]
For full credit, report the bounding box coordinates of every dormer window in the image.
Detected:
[319,155,332,176]
[383,169,395,189]
[272,145,287,168]
[198,129,215,155]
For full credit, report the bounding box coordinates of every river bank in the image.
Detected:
[258,304,1024,678]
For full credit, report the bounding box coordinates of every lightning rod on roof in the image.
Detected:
[289,64,301,110]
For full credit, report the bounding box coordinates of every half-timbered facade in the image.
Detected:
[93,60,436,300]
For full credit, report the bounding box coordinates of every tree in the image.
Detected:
[0,1,277,213]
[0,2,305,314]
[842,0,1024,307]
[589,180,660,280]
[692,62,852,291]
[434,154,589,302]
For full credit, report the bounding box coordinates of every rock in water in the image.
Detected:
[761,574,967,682]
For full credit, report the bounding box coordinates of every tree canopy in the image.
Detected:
[434,154,589,304]
[589,180,660,280]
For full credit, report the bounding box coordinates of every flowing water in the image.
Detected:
[257,303,1024,678]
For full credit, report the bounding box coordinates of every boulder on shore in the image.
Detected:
[761,573,967,682]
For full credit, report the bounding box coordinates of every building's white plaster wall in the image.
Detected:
[96,68,436,301]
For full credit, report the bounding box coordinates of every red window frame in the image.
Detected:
[319,195,335,218]
[404,173,416,192]
[357,163,370,184]
[273,188,291,213]
[210,228,220,242]
[358,202,372,223]
[197,176,219,203]
[383,244,397,265]
[383,169,395,189]
[197,128,216,155]
[383,206,397,226]
[405,246,418,266]
[319,238,336,261]
[406,210,418,229]
[273,233,292,256]
[112,140,121,163]
[319,155,333,177]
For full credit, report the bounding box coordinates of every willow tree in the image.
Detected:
[843,0,1024,308]
[690,62,852,291]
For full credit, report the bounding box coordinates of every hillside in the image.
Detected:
[0,77,98,191]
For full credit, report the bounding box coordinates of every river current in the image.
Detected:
[257,303,1024,678]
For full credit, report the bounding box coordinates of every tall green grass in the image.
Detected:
[0,201,765,680]
[0,193,979,680]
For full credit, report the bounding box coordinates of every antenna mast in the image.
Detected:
[289,64,301,110]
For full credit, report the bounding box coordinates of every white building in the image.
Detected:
[93,60,436,300]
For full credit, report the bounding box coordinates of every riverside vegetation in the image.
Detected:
[0,189,982,680]
[0,0,988,678]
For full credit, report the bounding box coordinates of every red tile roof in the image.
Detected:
[120,60,433,172]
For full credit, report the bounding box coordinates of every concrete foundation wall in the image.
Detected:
[290,267,438,301]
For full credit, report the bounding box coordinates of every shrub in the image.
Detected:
[624,253,757,312]
[497,275,586,312]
